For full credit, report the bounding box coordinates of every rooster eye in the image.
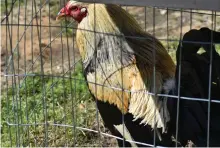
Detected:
[70,6,78,11]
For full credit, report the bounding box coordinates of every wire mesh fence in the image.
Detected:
[1,0,220,147]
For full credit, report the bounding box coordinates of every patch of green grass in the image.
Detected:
[1,63,102,147]
[61,20,77,37]
[216,44,220,54]
[161,40,179,63]
[1,0,24,14]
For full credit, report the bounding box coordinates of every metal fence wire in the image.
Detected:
[1,0,220,147]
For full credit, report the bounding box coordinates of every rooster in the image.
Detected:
[56,1,220,147]
[57,1,175,146]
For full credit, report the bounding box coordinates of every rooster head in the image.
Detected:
[56,1,88,23]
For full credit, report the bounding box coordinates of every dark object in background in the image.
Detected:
[172,27,220,147]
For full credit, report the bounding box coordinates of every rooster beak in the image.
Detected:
[56,11,66,21]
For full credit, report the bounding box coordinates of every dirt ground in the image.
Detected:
[1,3,219,77]
[1,1,79,88]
